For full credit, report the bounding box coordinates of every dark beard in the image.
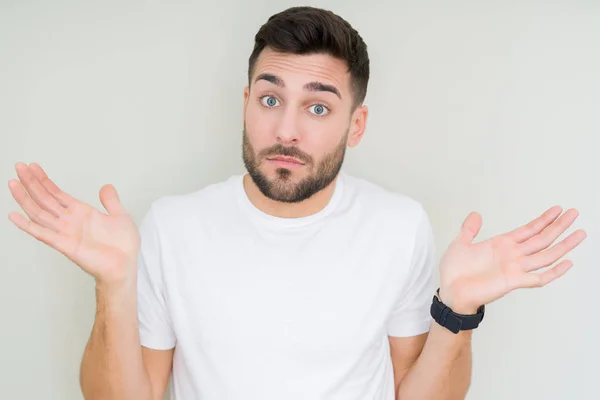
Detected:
[241,127,348,203]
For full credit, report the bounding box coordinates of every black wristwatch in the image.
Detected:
[430,288,485,334]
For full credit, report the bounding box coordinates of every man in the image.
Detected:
[8,6,586,400]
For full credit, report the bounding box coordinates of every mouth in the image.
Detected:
[266,156,305,167]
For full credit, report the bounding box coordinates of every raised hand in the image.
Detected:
[438,206,587,314]
[8,162,140,286]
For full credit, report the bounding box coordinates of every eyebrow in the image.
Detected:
[254,73,342,99]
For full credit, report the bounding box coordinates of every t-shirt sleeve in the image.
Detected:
[136,204,176,350]
[387,205,436,337]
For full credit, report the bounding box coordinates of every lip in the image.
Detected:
[267,156,305,166]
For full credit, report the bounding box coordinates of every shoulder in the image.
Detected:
[140,174,242,233]
[341,172,436,277]
[341,172,429,232]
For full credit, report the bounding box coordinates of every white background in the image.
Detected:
[1,1,598,399]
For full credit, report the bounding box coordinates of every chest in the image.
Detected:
[164,223,412,359]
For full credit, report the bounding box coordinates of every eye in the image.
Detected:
[308,104,329,116]
[260,95,280,108]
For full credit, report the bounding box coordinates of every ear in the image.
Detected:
[347,105,368,148]
[243,86,250,124]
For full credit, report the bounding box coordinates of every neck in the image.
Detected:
[242,174,339,219]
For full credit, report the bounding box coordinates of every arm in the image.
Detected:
[80,281,173,400]
[391,324,472,400]
[6,163,175,400]
[80,205,175,400]
[392,205,586,399]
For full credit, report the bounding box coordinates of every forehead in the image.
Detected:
[252,47,350,95]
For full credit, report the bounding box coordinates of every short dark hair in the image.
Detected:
[248,6,370,110]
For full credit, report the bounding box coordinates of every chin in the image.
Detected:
[261,163,301,178]
[274,168,306,182]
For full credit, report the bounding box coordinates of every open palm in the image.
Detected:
[8,162,140,285]
[439,207,587,313]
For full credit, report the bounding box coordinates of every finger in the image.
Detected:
[507,206,563,244]
[522,229,587,272]
[8,179,63,232]
[519,209,580,256]
[457,212,482,244]
[8,211,72,255]
[518,259,574,289]
[28,162,76,208]
[14,162,65,217]
[99,184,125,215]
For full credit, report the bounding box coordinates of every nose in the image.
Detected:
[276,107,300,146]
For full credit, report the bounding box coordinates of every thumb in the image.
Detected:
[457,211,482,244]
[99,184,125,215]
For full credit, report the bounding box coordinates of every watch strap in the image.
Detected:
[430,288,485,334]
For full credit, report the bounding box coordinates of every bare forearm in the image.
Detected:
[397,322,472,400]
[80,280,152,400]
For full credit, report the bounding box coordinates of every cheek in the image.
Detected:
[246,106,276,140]
[302,119,345,150]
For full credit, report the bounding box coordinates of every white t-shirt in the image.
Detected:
[136,170,436,400]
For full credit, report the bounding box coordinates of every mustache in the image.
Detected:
[258,144,313,165]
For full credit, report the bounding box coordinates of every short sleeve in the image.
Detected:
[387,205,436,337]
[136,204,176,350]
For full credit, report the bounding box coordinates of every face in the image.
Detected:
[242,47,368,203]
